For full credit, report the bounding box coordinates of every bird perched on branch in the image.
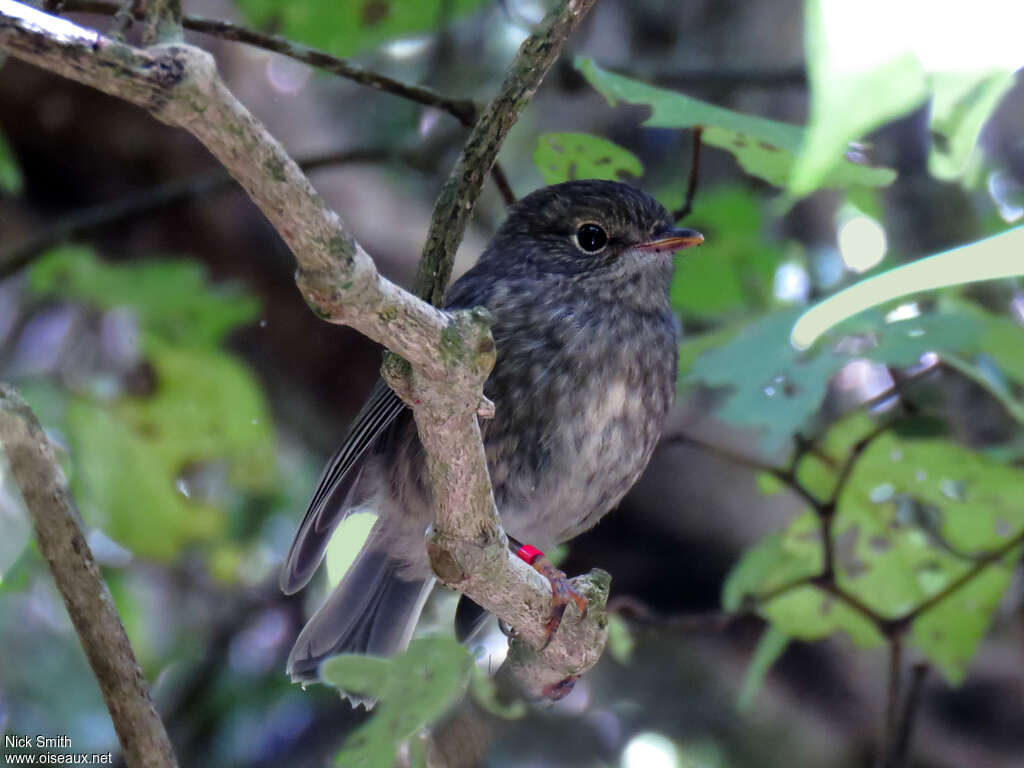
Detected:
[281,179,703,685]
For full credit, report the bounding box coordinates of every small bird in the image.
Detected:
[281,180,703,683]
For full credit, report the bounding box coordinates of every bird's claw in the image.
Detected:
[532,555,588,649]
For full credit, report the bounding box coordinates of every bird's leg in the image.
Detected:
[509,537,589,649]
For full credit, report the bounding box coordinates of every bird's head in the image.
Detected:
[482,179,704,281]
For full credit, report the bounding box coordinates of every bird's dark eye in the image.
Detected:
[574,223,608,253]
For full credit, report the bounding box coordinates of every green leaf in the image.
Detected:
[944,298,1024,388]
[678,325,740,377]
[66,344,276,560]
[0,128,22,195]
[577,57,895,193]
[722,510,822,612]
[67,399,227,560]
[670,187,786,319]
[322,636,473,767]
[790,0,927,198]
[835,432,1024,681]
[320,655,396,700]
[235,0,487,59]
[533,132,643,186]
[761,585,885,648]
[911,546,1020,684]
[606,613,635,664]
[928,71,1015,181]
[469,665,527,720]
[755,472,784,497]
[685,307,988,455]
[28,247,259,350]
[737,626,788,712]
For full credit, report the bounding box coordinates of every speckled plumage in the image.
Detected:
[283,180,697,682]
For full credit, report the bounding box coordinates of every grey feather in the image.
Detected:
[286,529,435,683]
[279,380,406,594]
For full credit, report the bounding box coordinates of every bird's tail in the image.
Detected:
[286,528,434,685]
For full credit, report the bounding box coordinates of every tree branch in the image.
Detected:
[0,0,603,701]
[413,0,598,305]
[0,385,178,768]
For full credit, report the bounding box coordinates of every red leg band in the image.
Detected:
[516,544,544,566]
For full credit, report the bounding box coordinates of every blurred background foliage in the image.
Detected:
[1,0,1024,766]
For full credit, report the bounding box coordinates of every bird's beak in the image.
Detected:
[636,227,705,253]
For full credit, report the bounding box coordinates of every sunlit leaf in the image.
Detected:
[911,546,1020,683]
[929,71,1015,180]
[835,432,1024,681]
[790,0,927,197]
[533,132,643,185]
[235,0,488,59]
[761,585,885,648]
[577,57,895,193]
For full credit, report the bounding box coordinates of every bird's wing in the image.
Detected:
[280,379,407,594]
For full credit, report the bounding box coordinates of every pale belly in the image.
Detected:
[494,372,672,551]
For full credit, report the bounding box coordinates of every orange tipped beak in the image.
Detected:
[636,227,705,253]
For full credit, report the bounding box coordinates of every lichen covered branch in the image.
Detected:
[0,386,179,768]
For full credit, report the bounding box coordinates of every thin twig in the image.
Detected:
[0,385,178,767]
[889,663,929,768]
[609,595,748,632]
[877,636,904,768]
[59,0,477,122]
[673,126,702,222]
[0,147,412,278]
[413,0,598,306]
[58,0,516,205]
[662,431,822,511]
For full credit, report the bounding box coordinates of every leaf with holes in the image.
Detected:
[533,132,643,185]
[835,432,1024,681]
[723,510,823,612]
[684,307,987,456]
[577,57,895,193]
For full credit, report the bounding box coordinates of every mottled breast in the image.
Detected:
[478,278,678,548]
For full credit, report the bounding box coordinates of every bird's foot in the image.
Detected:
[514,543,588,649]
